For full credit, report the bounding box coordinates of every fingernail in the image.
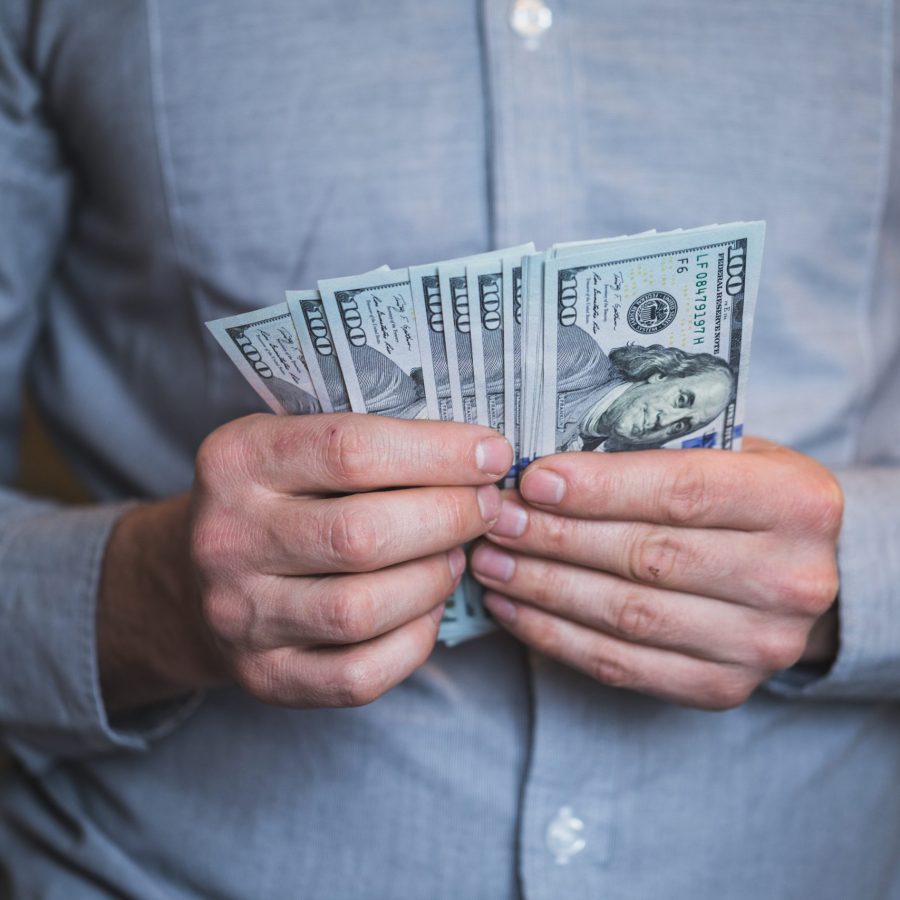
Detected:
[471,544,516,582]
[521,468,566,505]
[476,484,502,523]
[447,547,466,580]
[490,500,528,538]
[483,592,518,623]
[430,602,447,624]
[476,437,513,477]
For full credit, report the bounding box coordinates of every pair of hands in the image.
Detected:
[181,413,842,712]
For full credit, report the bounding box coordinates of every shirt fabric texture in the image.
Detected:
[1,1,900,897]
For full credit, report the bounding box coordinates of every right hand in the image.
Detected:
[189,412,511,708]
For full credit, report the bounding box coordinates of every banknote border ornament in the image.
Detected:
[627,290,678,335]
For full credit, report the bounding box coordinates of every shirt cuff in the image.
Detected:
[0,498,203,771]
[766,466,900,701]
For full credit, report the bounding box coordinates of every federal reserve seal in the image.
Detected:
[627,291,678,334]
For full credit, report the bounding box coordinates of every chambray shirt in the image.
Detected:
[2,2,900,898]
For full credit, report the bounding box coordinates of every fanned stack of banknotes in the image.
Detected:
[208,222,765,645]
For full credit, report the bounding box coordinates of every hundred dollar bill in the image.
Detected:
[438,263,480,425]
[286,268,391,413]
[541,222,764,458]
[285,290,348,413]
[465,250,532,440]
[519,252,546,471]
[206,303,319,415]
[411,246,532,423]
[409,265,455,421]
[466,260,506,431]
[501,257,524,486]
[318,269,427,419]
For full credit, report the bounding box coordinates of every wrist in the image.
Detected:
[98,494,229,712]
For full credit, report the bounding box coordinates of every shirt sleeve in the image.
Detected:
[766,467,900,701]
[0,6,200,771]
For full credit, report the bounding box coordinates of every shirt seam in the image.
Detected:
[849,0,895,463]
[144,0,212,411]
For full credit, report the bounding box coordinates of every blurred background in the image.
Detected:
[18,393,91,503]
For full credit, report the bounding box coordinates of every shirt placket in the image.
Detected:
[481,0,585,250]
[480,4,618,896]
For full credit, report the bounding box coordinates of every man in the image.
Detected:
[1,3,898,899]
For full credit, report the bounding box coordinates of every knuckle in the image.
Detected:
[800,566,840,617]
[191,513,242,575]
[540,512,571,556]
[587,649,635,690]
[627,525,680,584]
[771,565,839,617]
[749,626,807,672]
[194,421,256,492]
[267,416,314,468]
[193,431,228,488]
[322,417,376,488]
[610,589,661,642]
[663,462,711,526]
[233,653,280,704]
[190,516,222,573]
[809,474,845,538]
[321,581,378,643]
[527,562,570,611]
[522,607,563,653]
[202,589,253,645]
[334,656,386,707]
[703,675,755,711]
[326,504,382,571]
[443,489,476,538]
[783,465,845,538]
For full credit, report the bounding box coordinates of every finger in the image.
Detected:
[217,413,513,495]
[518,443,831,532]
[469,543,809,670]
[232,605,442,708]
[486,498,784,607]
[260,484,501,575]
[481,592,759,710]
[245,549,465,649]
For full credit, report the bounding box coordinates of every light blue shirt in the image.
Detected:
[2,2,900,897]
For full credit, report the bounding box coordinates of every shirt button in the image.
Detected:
[509,0,553,44]
[545,805,586,865]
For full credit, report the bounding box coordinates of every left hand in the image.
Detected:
[470,438,842,709]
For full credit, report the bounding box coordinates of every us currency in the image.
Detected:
[206,304,319,415]
[541,222,764,458]
[464,250,534,436]
[285,268,392,414]
[319,269,428,419]
[438,263,482,425]
[519,253,546,471]
[210,224,764,649]
[286,290,351,413]
[466,260,506,432]
[410,246,532,423]
[409,266,454,421]
[501,257,524,487]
